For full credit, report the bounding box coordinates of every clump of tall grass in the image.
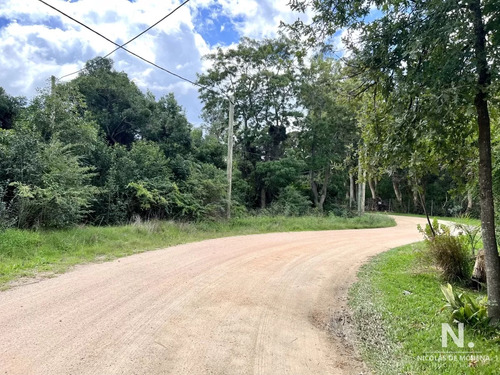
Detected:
[418,219,472,282]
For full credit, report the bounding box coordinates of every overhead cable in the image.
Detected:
[38,0,202,88]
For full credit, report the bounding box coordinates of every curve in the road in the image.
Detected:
[0,215,426,375]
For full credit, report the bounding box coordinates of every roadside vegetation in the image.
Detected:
[0,213,394,288]
[396,213,481,227]
[2,0,500,327]
[350,219,500,374]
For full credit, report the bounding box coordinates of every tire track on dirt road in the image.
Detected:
[0,215,426,375]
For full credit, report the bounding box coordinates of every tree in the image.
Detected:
[0,124,43,187]
[143,92,192,159]
[0,87,25,130]
[198,37,304,208]
[0,56,247,226]
[0,82,100,228]
[91,141,173,224]
[73,57,151,146]
[10,141,96,228]
[290,0,500,320]
[255,156,307,206]
[297,57,357,211]
[175,162,228,220]
[25,83,99,157]
[191,128,226,170]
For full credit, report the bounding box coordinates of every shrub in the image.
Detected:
[430,235,472,282]
[9,142,97,228]
[440,283,491,331]
[328,204,356,218]
[417,217,450,239]
[453,221,481,256]
[268,186,312,216]
[418,219,472,282]
[171,162,228,221]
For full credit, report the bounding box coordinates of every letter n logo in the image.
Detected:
[442,323,464,348]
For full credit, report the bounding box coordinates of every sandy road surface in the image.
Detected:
[0,216,426,375]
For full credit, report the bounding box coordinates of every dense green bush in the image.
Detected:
[418,219,472,282]
[173,162,228,220]
[268,186,312,216]
[9,141,97,228]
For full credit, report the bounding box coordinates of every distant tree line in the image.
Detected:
[0,45,489,230]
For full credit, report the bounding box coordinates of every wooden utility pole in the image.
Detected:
[226,96,234,219]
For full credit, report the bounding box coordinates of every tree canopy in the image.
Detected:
[289,0,500,320]
[0,30,498,317]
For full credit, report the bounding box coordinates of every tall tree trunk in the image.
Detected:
[466,190,473,213]
[349,173,355,209]
[361,181,366,214]
[357,161,366,215]
[310,171,320,208]
[260,187,266,209]
[368,178,377,200]
[413,189,419,212]
[357,180,366,215]
[471,0,500,322]
[392,175,402,203]
[318,164,331,212]
[318,196,324,212]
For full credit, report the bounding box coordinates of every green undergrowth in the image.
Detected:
[349,243,500,374]
[0,213,394,288]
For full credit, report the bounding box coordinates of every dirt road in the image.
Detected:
[0,216,425,375]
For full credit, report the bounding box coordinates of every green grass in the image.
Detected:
[394,213,481,226]
[349,243,500,375]
[0,213,395,288]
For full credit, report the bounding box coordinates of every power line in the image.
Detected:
[36,2,291,176]
[38,0,202,88]
[58,0,191,80]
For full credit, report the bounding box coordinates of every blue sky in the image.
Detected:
[194,5,242,46]
[0,0,320,124]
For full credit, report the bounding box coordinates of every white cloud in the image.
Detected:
[215,0,311,40]
[0,0,314,125]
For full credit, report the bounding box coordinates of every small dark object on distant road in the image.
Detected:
[376,197,388,211]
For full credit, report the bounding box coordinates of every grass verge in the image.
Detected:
[394,213,481,226]
[0,213,394,288]
[349,243,500,374]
